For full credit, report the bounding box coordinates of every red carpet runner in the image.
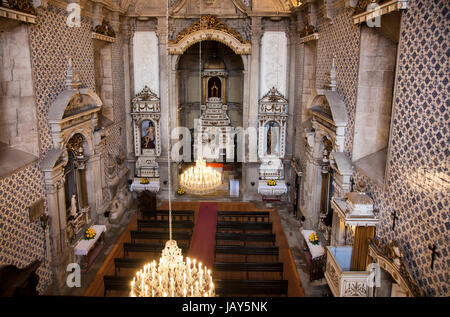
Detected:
[188,202,218,269]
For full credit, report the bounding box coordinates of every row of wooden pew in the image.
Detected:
[213,211,289,297]
[103,209,195,296]
[103,204,289,296]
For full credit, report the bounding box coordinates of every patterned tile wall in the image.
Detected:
[352,0,449,296]
[310,1,448,296]
[0,164,52,293]
[0,3,128,294]
[28,5,96,156]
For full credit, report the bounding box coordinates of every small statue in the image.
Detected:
[70,195,77,217]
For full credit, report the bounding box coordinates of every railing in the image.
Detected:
[325,246,372,297]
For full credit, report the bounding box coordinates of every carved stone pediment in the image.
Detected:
[259,87,289,112]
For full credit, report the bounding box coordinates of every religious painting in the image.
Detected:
[264,121,280,156]
[141,120,156,152]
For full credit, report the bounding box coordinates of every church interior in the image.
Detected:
[0,0,448,298]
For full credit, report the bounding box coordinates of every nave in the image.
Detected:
[84,198,303,297]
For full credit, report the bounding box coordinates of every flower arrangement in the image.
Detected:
[176,188,185,196]
[308,232,319,245]
[84,227,96,240]
[267,179,277,186]
[140,177,149,185]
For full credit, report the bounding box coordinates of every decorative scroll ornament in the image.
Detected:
[1,0,36,14]
[172,15,249,44]
[300,23,318,38]
[370,238,423,297]
[260,87,289,104]
[355,0,385,14]
[66,134,85,158]
[93,19,116,38]
[133,85,159,102]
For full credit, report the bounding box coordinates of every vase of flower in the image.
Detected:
[84,227,96,240]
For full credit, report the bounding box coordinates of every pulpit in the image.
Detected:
[324,192,378,296]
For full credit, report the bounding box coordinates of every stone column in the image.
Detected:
[243,18,263,201]
[156,17,170,200]
[92,3,103,27]
[122,18,135,177]
[248,17,263,158]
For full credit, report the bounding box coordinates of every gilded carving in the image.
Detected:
[369,238,423,297]
[172,15,249,44]
[300,23,318,38]
[93,19,116,38]
[1,0,36,14]
[343,282,368,297]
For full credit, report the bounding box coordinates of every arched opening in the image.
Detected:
[64,133,91,243]
[176,40,244,197]
[208,77,221,98]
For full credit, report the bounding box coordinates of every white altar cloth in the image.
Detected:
[258,180,287,196]
[301,229,325,259]
[74,225,107,256]
[130,179,160,192]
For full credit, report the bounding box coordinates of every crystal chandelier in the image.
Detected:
[179,157,222,194]
[129,3,215,297]
[130,240,215,297]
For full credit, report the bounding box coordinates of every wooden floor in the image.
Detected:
[83,201,304,297]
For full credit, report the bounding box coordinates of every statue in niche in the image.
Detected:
[70,195,77,218]
[141,120,155,150]
[265,121,280,156]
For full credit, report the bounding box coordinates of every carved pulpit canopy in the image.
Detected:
[368,238,423,297]
[330,152,353,176]
[309,90,348,152]
[168,15,251,55]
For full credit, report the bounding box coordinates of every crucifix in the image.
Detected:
[428,244,441,271]
[391,210,398,230]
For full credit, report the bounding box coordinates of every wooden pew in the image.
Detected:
[137,219,194,232]
[215,232,276,245]
[216,221,272,232]
[145,210,194,221]
[103,275,131,296]
[218,211,270,223]
[215,245,279,259]
[130,231,191,244]
[138,191,156,219]
[123,242,189,257]
[214,279,288,296]
[114,258,152,276]
[213,262,284,279]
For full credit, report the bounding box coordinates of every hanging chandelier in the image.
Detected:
[179,157,222,194]
[130,240,215,297]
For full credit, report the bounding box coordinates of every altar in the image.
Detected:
[130,178,160,193]
[74,225,107,272]
[258,179,287,196]
[301,229,326,281]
